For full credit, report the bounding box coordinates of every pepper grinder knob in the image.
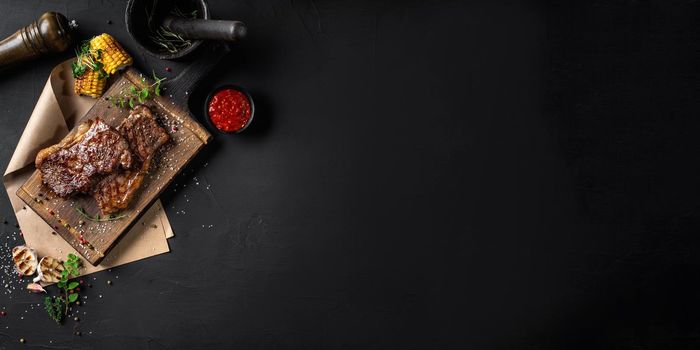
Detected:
[0,12,73,69]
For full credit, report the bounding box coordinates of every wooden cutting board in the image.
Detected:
[16,68,211,266]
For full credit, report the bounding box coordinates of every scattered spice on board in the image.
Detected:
[75,207,125,222]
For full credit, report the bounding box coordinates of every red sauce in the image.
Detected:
[208,88,252,132]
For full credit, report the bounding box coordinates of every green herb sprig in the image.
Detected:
[44,254,82,324]
[148,8,197,54]
[71,42,108,80]
[75,207,126,222]
[150,27,193,54]
[108,71,165,109]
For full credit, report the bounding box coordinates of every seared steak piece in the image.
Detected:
[92,105,170,214]
[36,118,132,197]
[92,170,147,215]
[118,105,170,163]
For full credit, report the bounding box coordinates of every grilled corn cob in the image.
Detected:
[74,66,107,98]
[73,52,107,98]
[89,33,132,75]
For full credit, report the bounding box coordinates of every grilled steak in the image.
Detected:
[92,105,170,214]
[118,105,170,163]
[36,118,132,197]
[91,170,146,214]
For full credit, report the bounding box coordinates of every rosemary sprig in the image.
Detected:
[171,8,197,18]
[75,207,125,222]
[147,7,197,54]
[149,27,193,53]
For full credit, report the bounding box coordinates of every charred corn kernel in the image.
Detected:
[90,33,132,75]
[74,67,106,98]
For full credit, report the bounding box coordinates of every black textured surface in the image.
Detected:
[0,0,698,349]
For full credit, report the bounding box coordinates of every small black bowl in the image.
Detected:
[125,0,209,60]
[204,85,255,134]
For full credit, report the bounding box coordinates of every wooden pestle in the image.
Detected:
[0,12,73,70]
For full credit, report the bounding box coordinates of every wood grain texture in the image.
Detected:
[17,67,211,265]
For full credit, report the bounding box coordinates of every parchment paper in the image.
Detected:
[2,60,174,276]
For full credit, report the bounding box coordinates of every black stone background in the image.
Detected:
[0,0,699,349]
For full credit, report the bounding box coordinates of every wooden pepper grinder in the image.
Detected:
[0,12,73,69]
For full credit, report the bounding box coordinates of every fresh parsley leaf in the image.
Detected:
[68,293,79,303]
[138,88,149,103]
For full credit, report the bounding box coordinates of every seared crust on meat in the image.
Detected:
[36,119,132,197]
[35,106,168,214]
[92,170,146,214]
[92,105,170,214]
[118,105,170,164]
